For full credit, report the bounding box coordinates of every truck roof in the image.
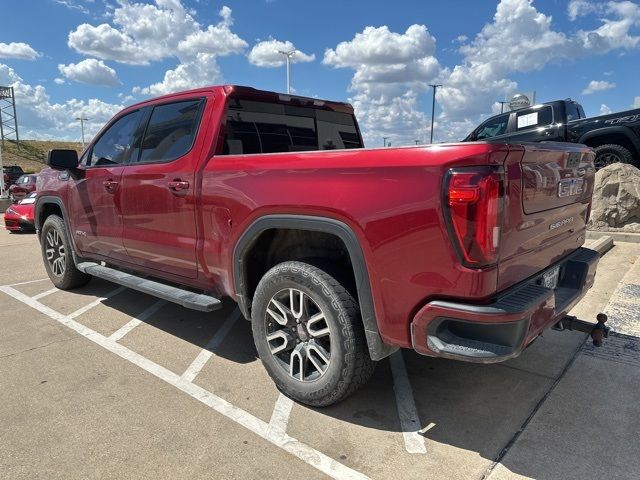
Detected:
[126,85,355,114]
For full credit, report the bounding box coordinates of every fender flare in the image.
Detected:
[34,195,82,260]
[233,214,397,361]
[578,126,640,156]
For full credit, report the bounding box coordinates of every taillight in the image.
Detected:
[445,166,504,267]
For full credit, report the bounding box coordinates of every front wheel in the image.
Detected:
[41,215,91,290]
[251,261,375,407]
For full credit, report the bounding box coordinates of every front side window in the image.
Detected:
[221,99,362,155]
[565,103,581,122]
[88,110,142,167]
[135,99,204,163]
[475,114,510,140]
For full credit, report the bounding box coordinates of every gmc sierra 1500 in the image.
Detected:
[36,85,599,406]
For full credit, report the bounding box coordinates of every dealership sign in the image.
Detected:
[508,92,536,111]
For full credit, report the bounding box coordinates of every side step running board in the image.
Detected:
[76,262,222,312]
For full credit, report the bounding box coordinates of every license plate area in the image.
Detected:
[539,266,560,289]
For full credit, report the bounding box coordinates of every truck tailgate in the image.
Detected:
[497,143,595,293]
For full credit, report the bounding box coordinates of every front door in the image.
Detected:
[119,97,206,279]
[67,109,143,261]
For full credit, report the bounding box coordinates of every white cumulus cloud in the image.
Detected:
[634,96,640,108]
[0,63,122,141]
[583,80,616,95]
[600,104,613,115]
[58,59,120,87]
[248,39,315,67]
[0,42,40,60]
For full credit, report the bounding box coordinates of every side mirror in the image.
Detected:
[46,149,79,170]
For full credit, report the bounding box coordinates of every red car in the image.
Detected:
[36,85,599,406]
[4,192,36,232]
[9,174,38,203]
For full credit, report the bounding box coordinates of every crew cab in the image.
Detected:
[36,85,599,406]
[463,99,640,169]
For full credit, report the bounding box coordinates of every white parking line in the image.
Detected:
[31,288,59,300]
[266,394,295,442]
[109,299,167,342]
[9,278,50,287]
[180,308,241,383]
[0,285,369,480]
[68,286,128,319]
[389,350,427,454]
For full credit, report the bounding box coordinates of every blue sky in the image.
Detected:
[0,0,639,145]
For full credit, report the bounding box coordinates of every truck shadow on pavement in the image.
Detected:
[65,278,628,479]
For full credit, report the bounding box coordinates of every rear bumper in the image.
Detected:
[410,247,599,363]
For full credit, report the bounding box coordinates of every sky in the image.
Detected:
[0,0,639,146]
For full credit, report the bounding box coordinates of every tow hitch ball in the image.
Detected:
[553,313,611,347]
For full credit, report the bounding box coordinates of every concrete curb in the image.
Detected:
[587,230,640,243]
[588,235,614,255]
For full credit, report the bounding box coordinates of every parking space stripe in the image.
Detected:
[180,308,242,383]
[389,350,427,454]
[31,288,59,300]
[266,394,295,442]
[109,300,167,342]
[0,286,370,480]
[9,278,50,287]
[68,286,128,319]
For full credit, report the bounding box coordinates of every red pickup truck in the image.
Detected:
[36,85,599,406]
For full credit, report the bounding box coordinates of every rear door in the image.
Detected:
[66,109,144,261]
[119,96,207,279]
[504,105,564,143]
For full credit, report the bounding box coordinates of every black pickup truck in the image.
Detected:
[463,99,640,169]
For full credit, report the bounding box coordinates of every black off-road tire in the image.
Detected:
[41,215,91,290]
[251,261,376,407]
[594,144,635,169]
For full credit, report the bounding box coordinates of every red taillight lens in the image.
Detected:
[445,167,504,267]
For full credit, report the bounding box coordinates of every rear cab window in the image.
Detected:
[220,98,363,155]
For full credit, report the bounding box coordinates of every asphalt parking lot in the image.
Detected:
[1,228,639,480]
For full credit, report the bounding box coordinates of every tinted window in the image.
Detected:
[565,103,582,121]
[135,99,204,163]
[515,106,553,130]
[221,99,362,155]
[17,175,28,184]
[475,113,510,140]
[88,110,142,167]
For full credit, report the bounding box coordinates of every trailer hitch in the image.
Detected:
[553,313,611,347]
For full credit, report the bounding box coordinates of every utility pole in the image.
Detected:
[415,140,420,145]
[0,141,5,198]
[276,50,296,94]
[429,84,442,144]
[383,137,389,147]
[498,101,508,113]
[76,117,88,150]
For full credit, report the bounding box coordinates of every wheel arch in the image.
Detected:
[579,126,640,158]
[233,214,397,361]
[35,196,81,258]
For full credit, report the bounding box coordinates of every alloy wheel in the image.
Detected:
[265,288,331,382]
[45,228,66,276]
[595,152,621,170]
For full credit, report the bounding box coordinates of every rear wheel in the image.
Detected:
[41,215,91,290]
[594,144,635,170]
[251,261,375,407]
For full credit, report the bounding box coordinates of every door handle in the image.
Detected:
[103,179,119,193]
[168,180,190,192]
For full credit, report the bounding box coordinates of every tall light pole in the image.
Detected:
[498,101,508,113]
[429,84,442,144]
[277,50,296,94]
[383,136,389,147]
[76,117,88,150]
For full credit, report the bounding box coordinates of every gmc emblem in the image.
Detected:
[557,178,584,198]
